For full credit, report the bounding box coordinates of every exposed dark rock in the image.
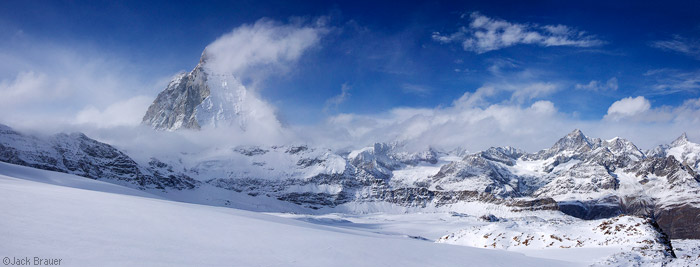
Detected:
[654,204,700,239]
[234,146,269,156]
[286,145,309,154]
[558,196,623,220]
[142,65,210,130]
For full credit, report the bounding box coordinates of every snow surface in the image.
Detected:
[0,162,573,267]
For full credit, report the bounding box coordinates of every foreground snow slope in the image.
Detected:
[0,162,573,267]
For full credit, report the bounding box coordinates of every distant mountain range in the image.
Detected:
[1,122,698,239]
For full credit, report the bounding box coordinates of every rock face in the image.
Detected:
[142,51,280,131]
[2,124,699,238]
[141,66,209,130]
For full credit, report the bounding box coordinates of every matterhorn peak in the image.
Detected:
[199,49,210,65]
[671,132,690,147]
[141,49,281,132]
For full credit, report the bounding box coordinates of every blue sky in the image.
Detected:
[1,0,699,150]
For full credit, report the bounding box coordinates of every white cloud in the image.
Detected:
[529,100,556,114]
[432,12,603,53]
[401,83,432,96]
[575,77,618,91]
[299,88,700,153]
[0,40,163,130]
[454,86,497,108]
[204,18,327,83]
[308,96,568,152]
[486,58,519,75]
[0,71,52,105]
[510,82,558,103]
[645,69,700,94]
[604,96,651,120]
[323,83,351,113]
[75,96,154,128]
[651,35,700,60]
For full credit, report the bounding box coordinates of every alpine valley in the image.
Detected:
[2,51,699,266]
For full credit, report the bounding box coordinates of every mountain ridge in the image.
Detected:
[1,124,699,239]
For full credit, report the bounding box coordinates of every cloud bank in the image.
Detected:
[433,12,603,53]
[0,40,162,131]
[302,91,700,153]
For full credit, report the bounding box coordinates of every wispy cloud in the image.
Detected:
[0,39,162,130]
[651,35,700,60]
[575,77,618,92]
[401,83,432,96]
[75,96,154,128]
[205,18,328,86]
[432,12,604,53]
[323,83,351,112]
[644,69,700,94]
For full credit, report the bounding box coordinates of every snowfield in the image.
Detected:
[0,162,574,267]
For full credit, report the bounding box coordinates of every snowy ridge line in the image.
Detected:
[1,123,700,239]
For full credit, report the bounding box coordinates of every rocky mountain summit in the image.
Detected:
[142,51,280,131]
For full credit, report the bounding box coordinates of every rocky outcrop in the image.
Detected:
[142,68,209,130]
[654,204,700,239]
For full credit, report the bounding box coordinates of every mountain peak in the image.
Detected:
[567,129,585,138]
[141,49,281,131]
[671,133,689,147]
[546,129,591,155]
[199,49,210,65]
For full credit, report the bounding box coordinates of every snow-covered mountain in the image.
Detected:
[142,51,281,131]
[134,52,700,241]
[0,124,198,190]
[1,124,698,242]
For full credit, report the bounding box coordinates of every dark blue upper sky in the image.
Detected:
[1,0,699,126]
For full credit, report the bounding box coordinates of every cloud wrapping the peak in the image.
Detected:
[433,12,603,53]
[204,18,327,81]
